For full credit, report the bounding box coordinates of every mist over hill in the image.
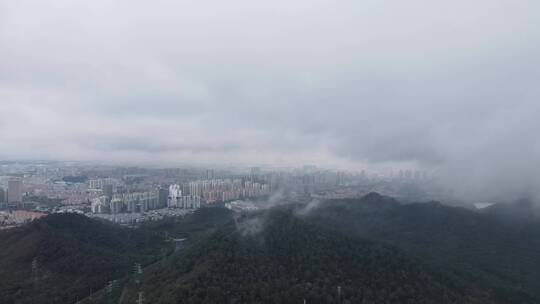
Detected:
[117,208,486,304]
[2,193,540,304]
[81,193,540,304]
[304,193,540,302]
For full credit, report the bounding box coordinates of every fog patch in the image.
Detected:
[234,214,266,237]
[295,199,323,216]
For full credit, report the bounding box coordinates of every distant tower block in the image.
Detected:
[7,178,23,204]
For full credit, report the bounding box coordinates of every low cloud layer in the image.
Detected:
[1,0,539,200]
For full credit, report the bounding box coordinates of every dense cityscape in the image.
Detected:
[0,161,438,229]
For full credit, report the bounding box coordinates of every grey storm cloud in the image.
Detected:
[1,0,540,200]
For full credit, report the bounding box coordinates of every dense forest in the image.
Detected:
[117,209,490,304]
[304,192,540,303]
[0,208,234,304]
[0,213,165,304]
[3,193,540,304]
[114,194,540,304]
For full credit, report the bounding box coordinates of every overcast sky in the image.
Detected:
[1,0,539,199]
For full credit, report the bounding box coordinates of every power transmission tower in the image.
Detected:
[31,257,39,284]
[107,280,117,304]
[132,263,144,303]
[133,263,143,284]
[30,257,40,304]
[136,292,144,304]
[133,263,143,275]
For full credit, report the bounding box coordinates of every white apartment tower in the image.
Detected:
[168,184,200,209]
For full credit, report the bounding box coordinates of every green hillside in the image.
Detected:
[305,192,540,303]
[4,195,540,304]
[0,213,165,304]
[117,208,500,304]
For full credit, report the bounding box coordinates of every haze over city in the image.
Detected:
[2,1,539,201]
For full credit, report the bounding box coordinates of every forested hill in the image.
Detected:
[0,213,164,304]
[4,194,540,304]
[118,208,501,304]
[483,198,540,223]
[305,192,540,303]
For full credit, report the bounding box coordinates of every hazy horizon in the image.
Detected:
[2,0,540,200]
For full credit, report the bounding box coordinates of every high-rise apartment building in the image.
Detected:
[88,178,116,190]
[0,187,5,209]
[7,179,23,203]
[103,184,113,199]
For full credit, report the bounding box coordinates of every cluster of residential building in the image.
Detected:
[167,184,201,209]
[88,178,117,190]
[88,179,271,216]
[174,179,271,203]
[91,189,166,214]
[4,163,413,227]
